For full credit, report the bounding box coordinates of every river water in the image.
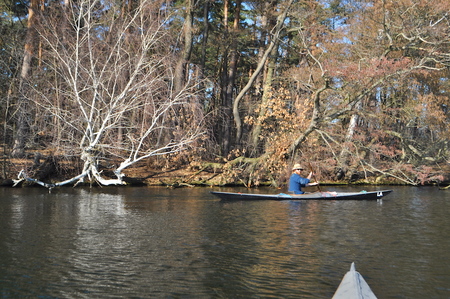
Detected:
[0,185,449,298]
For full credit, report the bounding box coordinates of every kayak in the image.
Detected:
[210,190,392,201]
[332,262,377,299]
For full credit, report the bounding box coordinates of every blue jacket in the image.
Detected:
[288,173,310,194]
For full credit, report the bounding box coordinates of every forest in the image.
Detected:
[0,0,449,188]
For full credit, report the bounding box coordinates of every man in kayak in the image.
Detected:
[288,164,319,194]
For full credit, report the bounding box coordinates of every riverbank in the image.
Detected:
[2,154,449,188]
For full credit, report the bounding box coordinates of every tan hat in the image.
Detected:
[292,164,304,170]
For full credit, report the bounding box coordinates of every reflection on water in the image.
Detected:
[0,186,449,298]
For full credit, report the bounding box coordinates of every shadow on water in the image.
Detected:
[0,185,449,298]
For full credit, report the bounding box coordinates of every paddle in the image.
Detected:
[308,162,322,192]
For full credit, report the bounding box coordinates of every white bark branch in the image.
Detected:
[17,0,205,189]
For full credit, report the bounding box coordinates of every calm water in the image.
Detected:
[0,185,449,298]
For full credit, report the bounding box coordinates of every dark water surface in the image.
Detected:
[0,186,449,298]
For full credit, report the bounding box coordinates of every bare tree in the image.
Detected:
[15,0,204,188]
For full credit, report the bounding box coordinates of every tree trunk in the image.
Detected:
[222,0,241,154]
[174,0,194,94]
[200,0,210,74]
[12,0,39,158]
[218,0,238,155]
